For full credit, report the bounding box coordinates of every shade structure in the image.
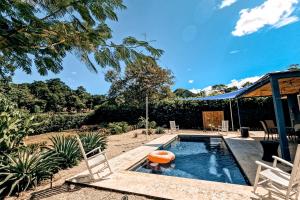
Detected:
[181,70,300,161]
[181,87,251,131]
[185,87,249,101]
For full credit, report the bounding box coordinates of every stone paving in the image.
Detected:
[67,130,298,200]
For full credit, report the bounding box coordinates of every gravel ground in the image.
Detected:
[6,129,163,200]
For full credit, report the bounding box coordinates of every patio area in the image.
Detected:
[65,130,299,200]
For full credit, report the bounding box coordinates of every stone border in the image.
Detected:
[66,133,257,200]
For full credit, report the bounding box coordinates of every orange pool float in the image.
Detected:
[147,150,175,164]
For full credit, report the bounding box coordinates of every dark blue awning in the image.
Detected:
[182,86,250,101]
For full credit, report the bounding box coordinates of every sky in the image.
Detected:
[13,0,300,94]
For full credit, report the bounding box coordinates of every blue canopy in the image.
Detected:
[183,87,249,101]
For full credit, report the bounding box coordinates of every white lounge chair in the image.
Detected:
[253,144,300,200]
[217,120,229,132]
[169,121,179,133]
[76,135,112,180]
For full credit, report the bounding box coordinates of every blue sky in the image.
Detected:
[13,0,300,94]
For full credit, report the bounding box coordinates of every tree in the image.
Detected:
[173,88,205,98]
[211,84,227,91]
[0,78,102,113]
[287,64,300,71]
[174,88,196,98]
[0,0,163,80]
[108,58,174,105]
[224,86,238,93]
[241,82,252,88]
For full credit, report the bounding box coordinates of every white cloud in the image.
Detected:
[232,0,299,37]
[188,80,194,84]
[219,0,237,9]
[229,50,240,54]
[227,76,261,88]
[71,71,77,75]
[190,86,212,94]
[189,75,261,94]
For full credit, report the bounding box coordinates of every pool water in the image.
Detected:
[134,136,248,185]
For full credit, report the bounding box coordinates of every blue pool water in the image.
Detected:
[134,136,248,185]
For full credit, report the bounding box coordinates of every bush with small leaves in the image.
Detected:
[155,127,165,134]
[107,122,131,135]
[0,95,36,154]
[137,117,156,129]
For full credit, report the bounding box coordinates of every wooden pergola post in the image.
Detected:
[270,76,291,161]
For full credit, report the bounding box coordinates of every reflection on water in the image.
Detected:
[134,137,247,185]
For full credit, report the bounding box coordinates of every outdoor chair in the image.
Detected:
[265,120,296,141]
[76,135,112,181]
[264,120,278,139]
[260,121,276,140]
[217,120,229,132]
[169,121,179,133]
[253,144,300,200]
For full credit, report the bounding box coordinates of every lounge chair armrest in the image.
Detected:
[255,161,281,171]
[272,156,293,167]
[86,147,101,155]
[255,161,291,176]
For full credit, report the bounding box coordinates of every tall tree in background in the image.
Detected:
[108,58,174,105]
[288,64,300,71]
[0,0,163,79]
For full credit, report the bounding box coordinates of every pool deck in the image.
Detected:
[67,130,298,200]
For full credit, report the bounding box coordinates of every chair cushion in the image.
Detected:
[260,169,290,187]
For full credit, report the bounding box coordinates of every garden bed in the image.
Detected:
[9,129,164,200]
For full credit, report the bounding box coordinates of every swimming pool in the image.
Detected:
[133,136,249,185]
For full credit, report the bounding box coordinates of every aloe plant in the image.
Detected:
[0,149,60,196]
[79,132,107,153]
[48,136,80,169]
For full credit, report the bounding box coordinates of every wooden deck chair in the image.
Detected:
[169,121,179,133]
[253,144,300,200]
[76,135,112,180]
[217,120,229,132]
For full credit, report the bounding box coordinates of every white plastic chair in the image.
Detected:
[217,120,229,132]
[253,144,300,200]
[76,135,112,180]
[169,121,179,133]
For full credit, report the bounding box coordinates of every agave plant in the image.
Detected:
[0,149,60,196]
[79,132,107,153]
[48,136,80,169]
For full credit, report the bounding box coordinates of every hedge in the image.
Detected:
[32,113,89,135]
[85,97,291,130]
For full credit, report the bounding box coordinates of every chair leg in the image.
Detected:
[253,166,262,193]
[295,188,300,200]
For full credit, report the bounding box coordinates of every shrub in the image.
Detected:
[0,95,36,154]
[86,98,276,130]
[149,121,157,129]
[107,122,123,134]
[142,129,154,135]
[155,127,165,134]
[78,132,107,153]
[107,122,131,135]
[25,141,47,153]
[33,113,89,135]
[137,117,156,129]
[0,149,60,196]
[48,136,80,169]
